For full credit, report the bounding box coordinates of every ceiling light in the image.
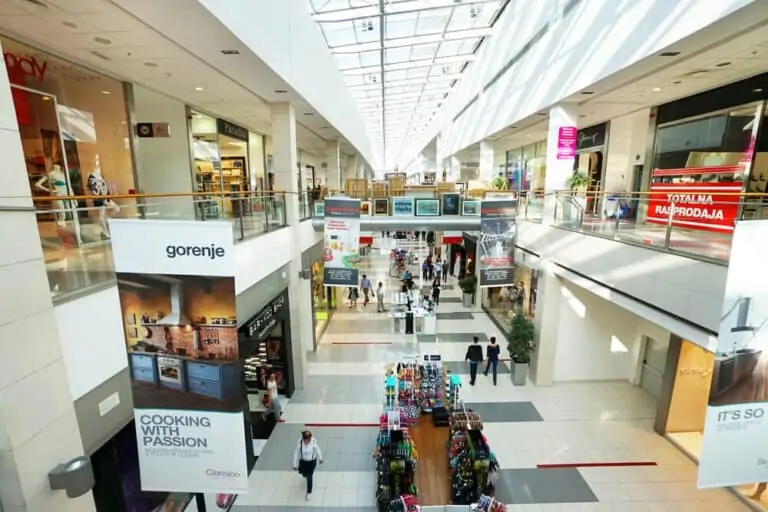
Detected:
[100,90,111,95]
[304,113,314,116]
[321,126,330,129]
[659,51,681,57]
[221,49,240,55]
[194,86,204,92]
[652,87,662,92]
[754,88,763,93]
[90,51,111,61]
[144,62,159,68]
[716,61,732,67]
[274,89,288,94]
[581,91,594,95]
[62,21,78,28]
[689,70,708,77]
[42,96,51,101]
[93,36,112,45]
[673,80,683,85]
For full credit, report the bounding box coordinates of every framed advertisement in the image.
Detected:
[373,198,389,216]
[314,202,325,217]
[392,197,415,216]
[360,201,371,217]
[462,200,481,216]
[441,193,460,216]
[415,198,440,217]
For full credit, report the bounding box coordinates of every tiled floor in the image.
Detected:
[233,235,750,511]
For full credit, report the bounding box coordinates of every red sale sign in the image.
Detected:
[646,181,743,233]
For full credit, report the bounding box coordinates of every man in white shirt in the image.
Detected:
[376,282,386,312]
[434,260,443,283]
[361,274,372,307]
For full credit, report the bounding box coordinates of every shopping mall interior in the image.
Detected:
[4,0,768,511]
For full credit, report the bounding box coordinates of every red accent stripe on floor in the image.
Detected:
[330,342,393,345]
[537,461,657,469]
[304,422,379,427]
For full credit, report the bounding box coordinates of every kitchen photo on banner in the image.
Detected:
[479,199,517,287]
[108,219,249,494]
[323,197,361,286]
[698,219,768,489]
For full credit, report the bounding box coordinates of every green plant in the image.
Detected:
[490,174,508,191]
[459,274,477,295]
[507,313,535,364]
[566,171,591,190]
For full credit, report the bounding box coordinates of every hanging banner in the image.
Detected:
[698,219,768,489]
[323,197,361,286]
[108,219,249,494]
[479,199,517,287]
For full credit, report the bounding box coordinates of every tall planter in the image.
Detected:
[459,274,477,309]
[507,314,535,387]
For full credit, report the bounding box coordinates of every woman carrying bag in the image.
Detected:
[293,430,323,501]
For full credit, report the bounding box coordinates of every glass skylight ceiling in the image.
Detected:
[308,0,505,168]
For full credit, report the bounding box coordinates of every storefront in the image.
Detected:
[482,249,539,331]
[2,35,135,246]
[189,110,258,218]
[311,260,337,346]
[239,289,295,398]
[574,122,609,215]
[505,141,547,214]
[646,73,768,234]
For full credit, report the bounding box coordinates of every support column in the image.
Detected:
[530,262,562,386]
[0,40,93,511]
[270,102,309,391]
[325,140,341,190]
[543,104,578,222]
[478,140,495,184]
[345,154,356,182]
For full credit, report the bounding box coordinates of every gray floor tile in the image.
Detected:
[440,297,462,303]
[463,401,543,422]
[442,360,510,375]
[325,318,392,334]
[494,468,598,504]
[417,332,488,343]
[307,344,420,363]
[289,375,383,404]
[436,312,474,320]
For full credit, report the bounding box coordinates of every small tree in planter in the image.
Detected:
[567,171,591,194]
[458,274,477,308]
[490,174,508,191]
[507,313,535,386]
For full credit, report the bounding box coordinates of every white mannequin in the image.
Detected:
[87,155,120,240]
[35,164,72,225]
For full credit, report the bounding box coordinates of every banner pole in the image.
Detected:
[195,493,207,512]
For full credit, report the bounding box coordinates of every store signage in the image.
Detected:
[556,126,577,160]
[3,52,47,83]
[323,198,361,287]
[217,119,248,142]
[244,293,286,339]
[136,122,171,138]
[442,231,463,245]
[134,409,248,493]
[479,199,517,287]
[108,219,235,276]
[698,220,768,489]
[576,123,608,151]
[646,180,742,233]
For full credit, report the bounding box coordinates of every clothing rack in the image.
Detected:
[447,405,499,505]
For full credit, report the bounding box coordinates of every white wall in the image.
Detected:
[398,0,758,168]
[55,287,128,400]
[132,85,195,218]
[603,109,651,193]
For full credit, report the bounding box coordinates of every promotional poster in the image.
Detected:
[109,219,249,493]
[323,197,361,286]
[698,220,768,488]
[478,199,517,287]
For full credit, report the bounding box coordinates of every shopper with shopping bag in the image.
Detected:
[293,430,323,501]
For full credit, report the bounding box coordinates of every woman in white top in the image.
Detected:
[293,430,323,500]
[262,373,282,421]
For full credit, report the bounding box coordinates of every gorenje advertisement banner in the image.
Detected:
[323,198,361,286]
[698,219,768,488]
[108,219,249,493]
[479,199,517,287]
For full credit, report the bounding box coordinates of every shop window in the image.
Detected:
[3,36,133,246]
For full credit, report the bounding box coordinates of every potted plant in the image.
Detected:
[490,174,508,191]
[566,171,591,194]
[507,313,535,386]
[458,274,477,308]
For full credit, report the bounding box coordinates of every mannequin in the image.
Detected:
[87,155,120,240]
[35,164,71,224]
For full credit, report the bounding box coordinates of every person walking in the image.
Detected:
[465,336,484,386]
[376,282,386,312]
[261,373,282,421]
[293,430,323,501]
[483,336,501,385]
[348,287,359,308]
[361,274,372,307]
[434,259,442,284]
[431,278,441,306]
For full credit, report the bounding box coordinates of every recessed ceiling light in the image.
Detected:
[716,61,732,67]
[194,86,204,92]
[93,36,112,45]
[144,62,159,68]
[90,50,111,61]
[304,112,314,116]
[42,96,51,101]
[754,88,764,93]
[321,126,330,129]
[221,49,240,55]
[62,21,78,28]
[581,91,594,95]
[659,51,681,57]
[673,80,683,85]
[652,87,663,92]
[274,89,288,94]
[100,90,111,95]
[689,70,709,77]
[537,112,547,116]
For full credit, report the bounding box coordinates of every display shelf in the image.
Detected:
[447,407,500,505]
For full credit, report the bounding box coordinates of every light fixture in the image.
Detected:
[93,36,111,45]
[304,112,314,116]
[754,88,764,93]
[673,80,683,85]
[689,70,708,77]
[42,96,51,101]
[194,86,204,92]
[274,89,288,94]
[659,51,681,57]
[652,87,662,92]
[144,62,158,68]
[581,91,594,95]
[221,49,240,55]
[62,21,78,28]
[100,90,111,95]
[48,456,94,498]
[716,61,732,68]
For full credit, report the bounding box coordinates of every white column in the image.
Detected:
[0,40,93,511]
[478,140,495,184]
[345,154,356,182]
[325,140,341,190]
[544,104,578,222]
[530,262,561,386]
[270,102,309,391]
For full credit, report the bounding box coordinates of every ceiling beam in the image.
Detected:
[341,53,476,75]
[311,0,501,23]
[331,27,492,53]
